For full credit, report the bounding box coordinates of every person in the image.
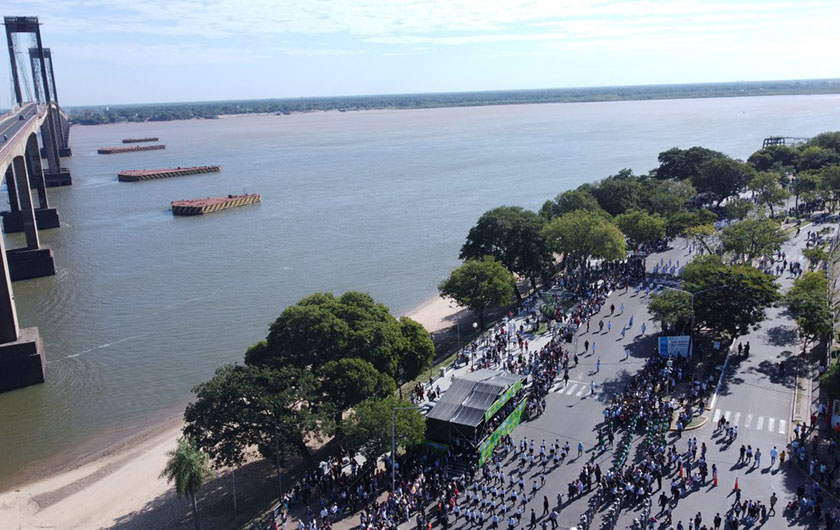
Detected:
[713,513,721,530]
[620,303,624,314]
[584,340,589,353]
[769,492,777,515]
[577,441,583,457]
[641,322,646,335]
[596,359,601,372]
[610,303,615,315]
[770,446,778,467]
[590,381,595,394]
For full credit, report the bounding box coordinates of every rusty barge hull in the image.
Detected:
[98,144,166,154]
[171,194,261,216]
[118,165,221,182]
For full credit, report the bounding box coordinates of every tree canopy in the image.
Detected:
[161,439,214,530]
[647,289,694,333]
[786,272,833,349]
[615,209,666,250]
[439,256,515,329]
[655,146,727,181]
[460,206,554,295]
[542,210,627,266]
[342,396,426,463]
[720,217,787,263]
[748,171,789,217]
[692,157,754,206]
[590,169,644,216]
[539,189,606,220]
[681,255,780,338]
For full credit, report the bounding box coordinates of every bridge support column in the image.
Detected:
[5,156,55,282]
[39,121,71,186]
[0,170,45,391]
[2,139,60,233]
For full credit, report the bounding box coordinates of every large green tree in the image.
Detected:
[748,171,789,217]
[692,157,754,206]
[161,439,215,530]
[681,255,780,338]
[342,396,426,463]
[747,144,800,173]
[322,358,396,423]
[539,188,605,220]
[821,165,840,209]
[786,272,833,350]
[542,210,626,268]
[439,256,515,329]
[591,169,643,216]
[655,146,727,181]
[792,171,821,210]
[648,289,694,333]
[246,291,433,386]
[665,209,717,238]
[720,217,787,263]
[615,209,666,250]
[640,179,695,217]
[798,146,840,172]
[460,206,554,296]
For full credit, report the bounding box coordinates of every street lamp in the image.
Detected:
[391,405,422,494]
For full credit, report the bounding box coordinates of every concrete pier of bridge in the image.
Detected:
[2,134,60,234]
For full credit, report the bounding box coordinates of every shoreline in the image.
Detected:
[0,293,464,528]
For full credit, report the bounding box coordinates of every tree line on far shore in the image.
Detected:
[165,131,840,529]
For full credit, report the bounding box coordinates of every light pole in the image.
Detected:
[391,405,421,494]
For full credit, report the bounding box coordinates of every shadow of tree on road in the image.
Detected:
[765,325,799,347]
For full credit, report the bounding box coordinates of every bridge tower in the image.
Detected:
[29,48,72,158]
[2,17,63,235]
[4,16,71,187]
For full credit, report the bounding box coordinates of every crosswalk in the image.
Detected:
[550,380,599,398]
[712,409,787,436]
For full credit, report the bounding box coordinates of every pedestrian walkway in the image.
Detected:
[550,379,601,398]
[712,408,788,435]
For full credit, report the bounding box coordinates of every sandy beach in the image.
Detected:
[0,294,464,530]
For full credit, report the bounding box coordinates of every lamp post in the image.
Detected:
[391,405,421,494]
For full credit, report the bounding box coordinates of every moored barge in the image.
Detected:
[122,137,159,143]
[98,144,166,154]
[171,194,261,216]
[118,165,221,182]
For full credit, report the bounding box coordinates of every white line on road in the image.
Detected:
[566,384,578,395]
[779,419,787,434]
[756,416,764,431]
[575,386,585,397]
[724,410,731,422]
[744,414,752,428]
[766,417,774,432]
[713,409,721,423]
[733,412,741,426]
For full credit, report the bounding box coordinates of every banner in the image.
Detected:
[484,379,524,422]
[478,399,527,467]
[658,335,692,357]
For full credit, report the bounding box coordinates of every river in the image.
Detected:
[1,94,839,486]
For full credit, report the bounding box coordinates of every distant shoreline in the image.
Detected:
[64,78,840,125]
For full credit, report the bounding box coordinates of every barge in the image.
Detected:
[98,144,166,154]
[171,194,261,216]
[118,165,221,182]
[122,137,159,143]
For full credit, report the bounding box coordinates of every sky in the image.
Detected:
[2,0,840,107]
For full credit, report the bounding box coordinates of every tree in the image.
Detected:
[248,291,432,385]
[681,255,780,338]
[322,358,396,423]
[821,165,840,209]
[791,171,821,210]
[748,171,789,217]
[343,397,425,463]
[640,179,695,217]
[539,189,605,220]
[720,217,787,263]
[665,209,716,238]
[655,146,726,181]
[807,132,840,153]
[803,247,828,271]
[615,209,666,250]
[184,364,326,463]
[747,145,800,173]
[439,256,515,329]
[647,289,694,333]
[797,146,840,172]
[591,170,643,216]
[161,439,214,530]
[724,198,754,221]
[684,224,716,255]
[787,272,833,350]
[542,210,626,268]
[692,157,754,206]
[459,206,554,296]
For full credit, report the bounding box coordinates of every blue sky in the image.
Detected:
[3,0,840,106]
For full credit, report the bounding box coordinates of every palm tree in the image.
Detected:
[160,438,214,530]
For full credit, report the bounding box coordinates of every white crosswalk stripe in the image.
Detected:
[575,386,586,396]
[712,409,789,436]
[565,384,578,395]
